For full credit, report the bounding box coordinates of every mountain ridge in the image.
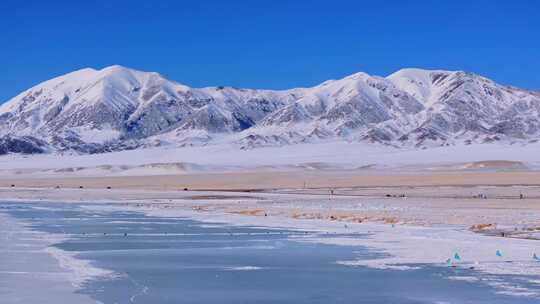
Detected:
[1,65,539,155]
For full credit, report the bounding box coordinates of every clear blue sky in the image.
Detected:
[1,0,539,102]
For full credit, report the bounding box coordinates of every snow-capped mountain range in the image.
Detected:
[1,65,539,154]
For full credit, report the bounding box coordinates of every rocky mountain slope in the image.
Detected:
[1,65,539,154]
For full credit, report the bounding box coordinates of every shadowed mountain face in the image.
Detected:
[1,65,539,154]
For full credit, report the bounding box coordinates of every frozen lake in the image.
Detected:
[1,201,539,303]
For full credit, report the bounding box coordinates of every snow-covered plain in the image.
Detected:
[1,141,540,172]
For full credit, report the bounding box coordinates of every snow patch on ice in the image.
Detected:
[223,266,264,271]
[44,246,119,288]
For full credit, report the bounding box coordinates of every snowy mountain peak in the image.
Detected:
[386,68,451,102]
[100,64,132,73]
[1,66,539,155]
[388,67,454,79]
